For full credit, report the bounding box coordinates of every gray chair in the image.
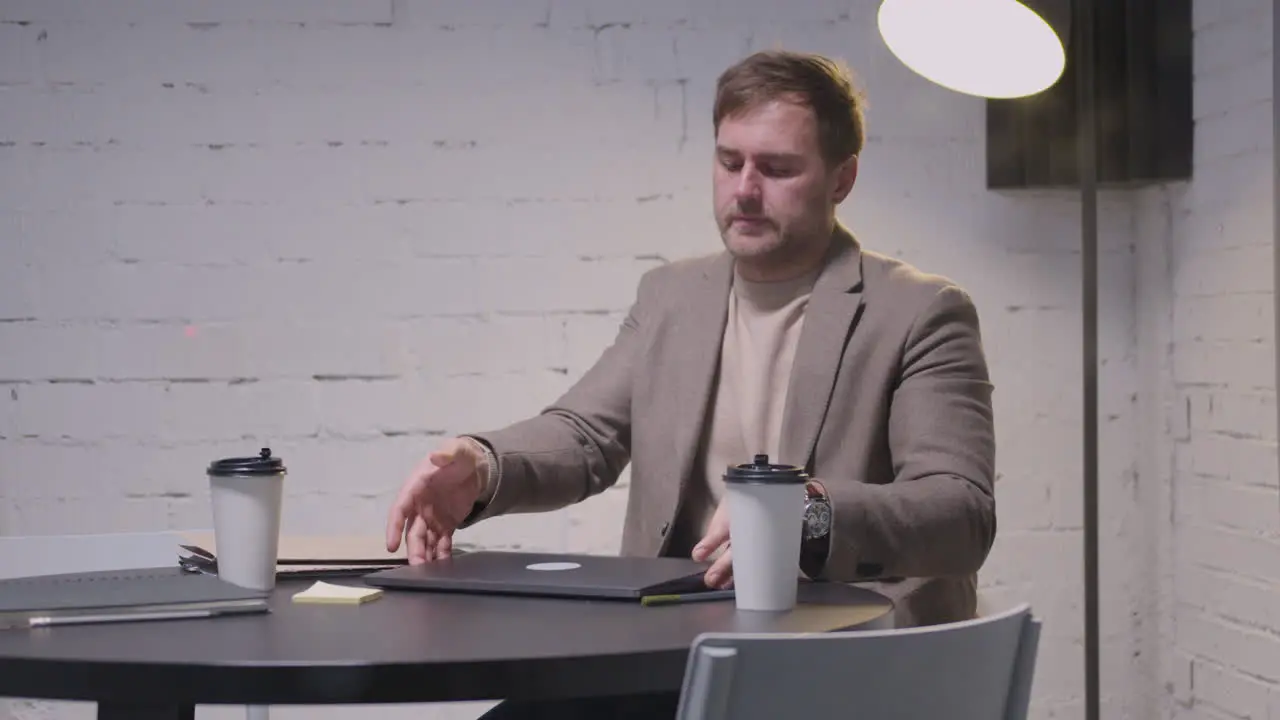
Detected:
[0,531,183,580]
[0,531,270,720]
[675,602,1041,720]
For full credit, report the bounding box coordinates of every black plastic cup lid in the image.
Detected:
[207,448,286,477]
[724,454,808,485]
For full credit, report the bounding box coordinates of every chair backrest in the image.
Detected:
[0,531,272,720]
[0,531,182,580]
[676,602,1041,720]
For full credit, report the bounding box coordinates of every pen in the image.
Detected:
[641,589,736,607]
[22,609,220,629]
[179,560,215,576]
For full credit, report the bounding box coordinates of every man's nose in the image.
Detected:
[734,167,762,201]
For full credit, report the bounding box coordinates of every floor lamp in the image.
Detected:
[877,3,1097,720]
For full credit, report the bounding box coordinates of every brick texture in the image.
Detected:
[1150,2,1279,720]
[0,2,1272,720]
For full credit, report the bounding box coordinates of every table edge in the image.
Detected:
[0,590,893,705]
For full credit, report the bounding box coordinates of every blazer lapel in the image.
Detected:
[778,228,865,471]
[671,253,733,489]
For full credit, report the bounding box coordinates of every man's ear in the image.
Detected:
[832,155,858,203]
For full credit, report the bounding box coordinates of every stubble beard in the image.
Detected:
[718,213,828,279]
[720,220,786,260]
[717,188,834,274]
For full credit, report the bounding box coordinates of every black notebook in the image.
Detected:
[0,566,270,630]
[363,550,714,600]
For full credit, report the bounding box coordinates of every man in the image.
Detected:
[386,50,996,719]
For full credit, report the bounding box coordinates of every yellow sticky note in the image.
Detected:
[291,581,384,605]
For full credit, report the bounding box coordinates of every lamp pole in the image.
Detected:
[876,1,1098,715]
[1074,0,1100,719]
[1274,0,1280,504]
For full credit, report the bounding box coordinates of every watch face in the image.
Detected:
[804,500,832,539]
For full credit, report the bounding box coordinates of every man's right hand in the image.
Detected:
[385,437,490,564]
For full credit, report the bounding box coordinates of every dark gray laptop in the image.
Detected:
[362,551,713,600]
[0,566,269,630]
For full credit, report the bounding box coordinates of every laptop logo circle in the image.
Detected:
[526,562,581,572]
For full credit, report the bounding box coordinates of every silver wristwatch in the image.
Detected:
[803,484,832,540]
[801,482,832,579]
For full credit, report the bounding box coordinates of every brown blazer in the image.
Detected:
[468,226,996,627]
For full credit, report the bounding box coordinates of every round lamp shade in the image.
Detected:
[877,0,1069,99]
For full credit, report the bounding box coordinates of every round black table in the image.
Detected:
[0,577,892,719]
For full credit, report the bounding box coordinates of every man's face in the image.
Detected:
[713,99,853,268]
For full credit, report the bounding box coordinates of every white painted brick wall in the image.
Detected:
[1136,1,1278,719]
[0,1,1270,720]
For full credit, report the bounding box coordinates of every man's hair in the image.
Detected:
[713,50,867,166]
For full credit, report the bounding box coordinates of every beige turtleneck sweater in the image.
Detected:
[667,264,819,555]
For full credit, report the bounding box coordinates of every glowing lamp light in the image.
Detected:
[877,0,1070,99]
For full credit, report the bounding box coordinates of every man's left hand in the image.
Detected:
[692,502,733,589]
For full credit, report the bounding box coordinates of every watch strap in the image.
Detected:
[800,482,831,579]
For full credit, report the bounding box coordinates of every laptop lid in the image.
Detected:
[362,551,714,600]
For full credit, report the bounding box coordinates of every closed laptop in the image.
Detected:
[363,551,713,600]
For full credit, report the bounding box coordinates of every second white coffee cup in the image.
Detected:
[207,447,286,592]
[723,454,808,611]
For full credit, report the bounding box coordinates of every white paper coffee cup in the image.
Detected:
[207,448,286,591]
[723,454,807,611]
